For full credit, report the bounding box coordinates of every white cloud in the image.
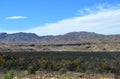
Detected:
[6,16,27,20]
[3,4,120,36]
[25,4,120,36]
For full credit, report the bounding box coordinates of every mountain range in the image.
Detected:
[0,31,120,52]
[0,31,120,43]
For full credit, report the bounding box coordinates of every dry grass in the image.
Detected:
[11,72,115,79]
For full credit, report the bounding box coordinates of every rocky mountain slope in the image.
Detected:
[0,31,120,52]
[0,32,40,43]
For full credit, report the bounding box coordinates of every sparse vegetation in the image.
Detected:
[0,52,119,79]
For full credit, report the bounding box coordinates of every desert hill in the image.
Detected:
[0,31,120,52]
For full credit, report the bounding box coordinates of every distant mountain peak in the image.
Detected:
[64,31,99,36]
[0,32,39,43]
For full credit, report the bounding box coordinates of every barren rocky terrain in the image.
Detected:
[0,31,120,52]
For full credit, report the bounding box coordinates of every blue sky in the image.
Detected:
[0,0,120,35]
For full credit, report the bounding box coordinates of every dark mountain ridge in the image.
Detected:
[0,31,119,44]
[0,32,39,43]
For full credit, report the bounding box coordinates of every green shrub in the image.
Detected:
[3,71,16,79]
[27,67,35,74]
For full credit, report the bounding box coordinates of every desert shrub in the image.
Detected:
[27,67,35,74]
[60,67,67,73]
[3,71,16,79]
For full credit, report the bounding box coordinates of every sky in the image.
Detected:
[0,0,120,36]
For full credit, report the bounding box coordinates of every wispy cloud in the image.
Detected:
[25,4,120,36]
[6,16,27,20]
[77,4,120,16]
